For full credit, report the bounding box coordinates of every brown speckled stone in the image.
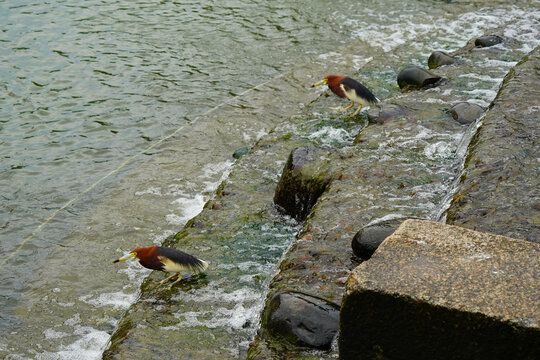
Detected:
[341,219,540,360]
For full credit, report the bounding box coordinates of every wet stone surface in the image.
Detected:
[260,291,339,350]
[351,216,409,260]
[475,35,504,48]
[446,46,540,242]
[102,20,538,360]
[102,48,368,359]
[249,29,535,359]
[341,219,540,360]
[447,102,485,125]
[273,146,335,221]
[396,66,443,91]
[428,51,457,69]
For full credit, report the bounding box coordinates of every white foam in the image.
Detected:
[202,160,234,192]
[317,51,341,60]
[424,141,455,160]
[458,73,502,82]
[171,301,260,331]
[308,126,353,145]
[43,329,69,340]
[79,291,137,310]
[134,186,162,196]
[35,326,110,360]
[167,193,207,225]
[175,286,261,304]
[201,160,234,179]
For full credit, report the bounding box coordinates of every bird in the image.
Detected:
[113,246,208,292]
[312,75,379,116]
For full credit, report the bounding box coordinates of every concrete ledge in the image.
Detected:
[340,219,540,360]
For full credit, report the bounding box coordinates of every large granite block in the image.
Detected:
[341,219,539,360]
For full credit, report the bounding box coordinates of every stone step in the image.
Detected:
[341,219,540,360]
[446,46,540,242]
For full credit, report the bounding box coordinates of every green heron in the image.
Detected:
[312,75,379,116]
[113,246,208,291]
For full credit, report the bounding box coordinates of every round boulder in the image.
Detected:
[475,35,503,48]
[447,102,484,125]
[367,103,409,124]
[263,291,339,349]
[428,51,456,69]
[352,217,407,260]
[397,67,443,91]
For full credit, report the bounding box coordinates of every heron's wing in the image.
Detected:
[341,77,378,104]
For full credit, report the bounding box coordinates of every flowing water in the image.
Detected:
[1,0,539,358]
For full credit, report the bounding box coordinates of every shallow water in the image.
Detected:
[0,0,539,358]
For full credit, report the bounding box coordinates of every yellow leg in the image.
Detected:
[163,273,183,292]
[352,104,363,116]
[338,101,355,112]
[157,272,179,286]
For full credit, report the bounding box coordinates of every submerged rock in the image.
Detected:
[366,103,409,124]
[233,146,250,159]
[262,291,340,349]
[475,35,503,48]
[397,66,443,91]
[351,217,407,260]
[428,51,457,69]
[274,146,335,221]
[447,102,484,125]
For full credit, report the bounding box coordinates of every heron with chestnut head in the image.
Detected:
[312,75,379,116]
[114,246,208,292]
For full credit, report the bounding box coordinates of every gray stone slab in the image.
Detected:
[446,46,540,242]
[341,219,540,360]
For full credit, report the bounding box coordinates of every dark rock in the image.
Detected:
[428,51,457,69]
[274,146,335,221]
[397,66,443,91]
[366,103,409,124]
[475,35,503,48]
[233,146,250,159]
[447,102,484,125]
[262,291,339,349]
[351,217,406,259]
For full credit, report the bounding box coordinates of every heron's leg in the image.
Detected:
[157,272,179,286]
[164,273,183,292]
[338,101,355,112]
[352,104,363,116]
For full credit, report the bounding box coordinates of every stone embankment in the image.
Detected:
[103,32,539,359]
[248,41,539,358]
[341,46,540,359]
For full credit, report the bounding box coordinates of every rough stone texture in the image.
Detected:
[248,30,534,360]
[446,46,540,242]
[274,146,335,221]
[260,291,339,350]
[447,102,485,125]
[341,219,540,360]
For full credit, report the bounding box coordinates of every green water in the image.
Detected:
[0,0,539,358]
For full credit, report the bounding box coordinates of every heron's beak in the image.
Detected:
[312,79,327,87]
[113,252,136,263]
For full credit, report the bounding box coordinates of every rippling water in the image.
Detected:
[1,0,539,358]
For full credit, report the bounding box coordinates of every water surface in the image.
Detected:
[0,0,539,358]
